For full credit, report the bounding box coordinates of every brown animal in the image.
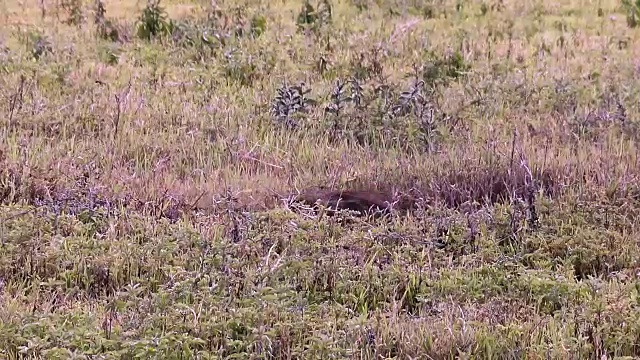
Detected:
[291,187,416,218]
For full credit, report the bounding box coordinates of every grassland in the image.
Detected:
[2,0,640,358]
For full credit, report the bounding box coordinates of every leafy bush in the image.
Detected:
[622,0,640,27]
[136,0,174,41]
[422,49,470,86]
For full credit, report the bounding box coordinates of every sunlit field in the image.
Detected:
[2,0,640,358]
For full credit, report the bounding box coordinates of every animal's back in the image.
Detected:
[292,188,411,216]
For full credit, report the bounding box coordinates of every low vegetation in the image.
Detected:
[2,0,640,358]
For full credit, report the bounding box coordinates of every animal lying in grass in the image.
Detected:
[289,187,417,218]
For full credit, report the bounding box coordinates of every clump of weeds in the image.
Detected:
[135,0,175,41]
[271,55,471,151]
[271,82,317,129]
[23,30,53,60]
[296,0,333,34]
